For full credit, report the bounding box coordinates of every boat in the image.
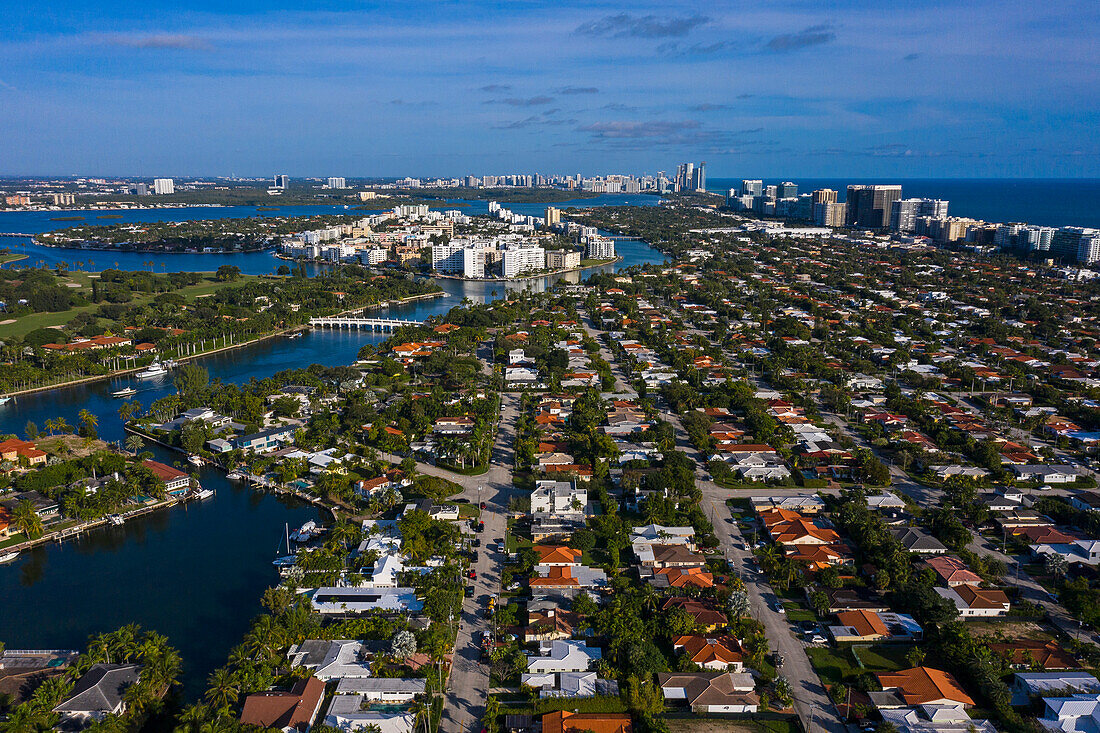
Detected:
[0,396,12,406]
[106,514,125,526]
[136,362,168,379]
[0,551,19,564]
[287,331,302,339]
[290,520,320,543]
[226,470,245,480]
[111,387,137,398]
[193,487,215,500]
[187,454,204,467]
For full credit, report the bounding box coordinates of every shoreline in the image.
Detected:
[0,290,444,399]
[431,255,622,282]
[124,425,338,519]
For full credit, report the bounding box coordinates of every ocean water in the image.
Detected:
[708,178,1100,230]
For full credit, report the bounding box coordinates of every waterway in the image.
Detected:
[0,194,665,698]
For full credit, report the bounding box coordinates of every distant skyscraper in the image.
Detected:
[1051,227,1100,264]
[153,178,174,195]
[545,207,561,226]
[846,185,902,228]
[326,177,347,189]
[890,198,949,232]
[811,189,838,204]
[779,181,798,198]
[274,174,289,189]
[814,202,847,227]
[692,162,706,191]
[741,180,763,197]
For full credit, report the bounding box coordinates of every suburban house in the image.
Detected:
[0,438,47,468]
[870,667,975,709]
[526,640,601,674]
[891,527,949,554]
[925,556,982,587]
[661,598,728,632]
[333,676,426,703]
[531,481,588,516]
[934,584,1011,617]
[239,676,325,731]
[53,663,142,726]
[1036,693,1100,733]
[1034,539,1100,566]
[525,609,585,643]
[309,587,423,615]
[671,635,744,671]
[287,639,375,680]
[520,671,618,699]
[541,710,632,733]
[1011,673,1100,706]
[658,672,759,713]
[828,610,923,643]
[989,639,1079,670]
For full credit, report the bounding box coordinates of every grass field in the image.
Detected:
[0,273,259,339]
[807,643,910,687]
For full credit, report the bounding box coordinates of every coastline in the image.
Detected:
[0,290,444,399]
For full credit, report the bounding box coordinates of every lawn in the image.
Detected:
[808,643,910,687]
[0,274,260,339]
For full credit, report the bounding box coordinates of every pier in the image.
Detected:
[307,316,425,331]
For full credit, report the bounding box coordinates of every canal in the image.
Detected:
[0,196,665,698]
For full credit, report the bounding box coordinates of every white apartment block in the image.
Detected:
[546,250,581,270]
[502,246,545,278]
[153,178,174,195]
[586,238,615,260]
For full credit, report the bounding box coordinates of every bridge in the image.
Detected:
[308,316,425,331]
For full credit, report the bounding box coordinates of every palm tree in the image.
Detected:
[12,499,43,539]
[204,667,240,711]
[78,409,97,435]
[125,434,145,453]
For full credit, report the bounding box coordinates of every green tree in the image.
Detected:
[12,499,43,539]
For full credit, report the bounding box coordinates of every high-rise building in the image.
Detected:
[846,185,902,228]
[1051,227,1100,264]
[502,246,545,278]
[153,178,174,195]
[740,180,763,197]
[326,177,347,189]
[811,189,838,204]
[692,162,706,192]
[274,174,289,189]
[586,238,615,260]
[545,207,561,226]
[50,193,76,206]
[779,182,798,199]
[890,198,949,232]
[814,202,847,227]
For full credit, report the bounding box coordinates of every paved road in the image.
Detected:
[579,315,844,733]
[439,391,522,733]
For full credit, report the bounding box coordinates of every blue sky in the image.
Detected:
[2,0,1098,178]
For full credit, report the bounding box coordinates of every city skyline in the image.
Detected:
[1,0,1098,178]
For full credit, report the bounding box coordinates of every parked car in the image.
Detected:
[467,570,477,580]
[771,600,786,615]
[464,586,475,598]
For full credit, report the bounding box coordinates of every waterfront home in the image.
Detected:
[240,676,325,732]
[310,587,423,615]
[334,676,426,703]
[658,672,760,713]
[53,663,142,726]
[0,438,47,468]
[155,407,231,433]
[141,460,191,495]
[0,491,59,519]
[287,639,377,681]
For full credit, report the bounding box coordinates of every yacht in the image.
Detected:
[193,487,215,500]
[106,514,125,526]
[187,454,204,467]
[0,551,19,564]
[111,387,138,398]
[290,520,320,543]
[136,362,168,379]
[0,396,13,406]
[226,470,246,480]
